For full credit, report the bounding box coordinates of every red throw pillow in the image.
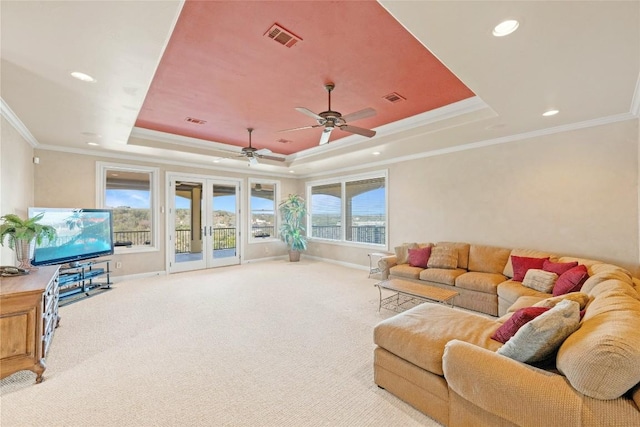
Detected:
[543,259,579,276]
[511,255,549,282]
[408,246,432,268]
[491,306,551,344]
[553,265,589,296]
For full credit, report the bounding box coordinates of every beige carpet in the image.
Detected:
[1,259,441,426]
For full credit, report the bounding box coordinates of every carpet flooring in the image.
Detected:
[0,259,441,426]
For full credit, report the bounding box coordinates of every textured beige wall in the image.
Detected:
[307,119,640,275]
[33,150,296,276]
[1,116,34,265]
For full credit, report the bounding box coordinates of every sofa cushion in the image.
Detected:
[522,269,558,293]
[420,268,467,286]
[543,259,578,276]
[497,300,581,363]
[532,292,591,310]
[427,246,458,270]
[389,264,424,280]
[455,272,506,294]
[373,303,502,376]
[394,243,419,265]
[503,249,556,278]
[467,244,511,274]
[491,306,551,344]
[557,282,640,399]
[511,256,549,282]
[507,296,547,313]
[408,246,431,268]
[437,241,470,270]
[498,280,553,310]
[553,265,589,296]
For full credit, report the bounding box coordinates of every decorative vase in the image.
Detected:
[288,250,301,262]
[14,238,36,270]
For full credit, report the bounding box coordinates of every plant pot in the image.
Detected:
[288,250,301,262]
[15,238,35,270]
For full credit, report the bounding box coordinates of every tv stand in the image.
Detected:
[58,259,112,304]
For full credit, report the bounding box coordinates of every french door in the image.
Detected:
[168,174,240,273]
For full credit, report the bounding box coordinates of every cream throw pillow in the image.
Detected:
[533,292,591,310]
[427,246,458,270]
[522,269,558,293]
[394,243,418,265]
[497,300,580,363]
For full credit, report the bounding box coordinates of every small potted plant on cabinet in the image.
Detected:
[278,194,307,262]
[0,213,56,270]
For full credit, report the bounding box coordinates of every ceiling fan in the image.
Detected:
[281,82,377,145]
[237,128,286,166]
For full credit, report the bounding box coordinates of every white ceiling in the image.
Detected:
[1,1,638,178]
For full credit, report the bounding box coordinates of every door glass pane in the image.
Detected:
[174,181,203,263]
[212,184,237,259]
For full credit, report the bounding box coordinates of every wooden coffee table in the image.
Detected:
[375,278,459,312]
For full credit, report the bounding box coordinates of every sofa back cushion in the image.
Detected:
[468,244,511,274]
[437,242,470,269]
[557,280,640,400]
[503,249,557,278]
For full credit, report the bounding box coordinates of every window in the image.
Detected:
[96,162,159,252]
[248,179,279,242]
[308,171,387,246]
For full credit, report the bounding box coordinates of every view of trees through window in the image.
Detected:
[105,171,153,247]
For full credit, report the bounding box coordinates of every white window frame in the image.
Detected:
[247,178,280,244]
[96,162,160,254]
[306,170,388,249]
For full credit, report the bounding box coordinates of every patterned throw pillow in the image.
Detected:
[408,246,431,268]
[522,269,558,293]
[497,300,581,363]
[533,292,591,310]
[427,246,458,270]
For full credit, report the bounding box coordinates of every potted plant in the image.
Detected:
[278,194,307,262]
[0,213,56,270]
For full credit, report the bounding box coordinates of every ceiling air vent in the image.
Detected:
[382,92,406,103]
[277,138,292,144]
[264,23,302,48]
[185,117,206,125]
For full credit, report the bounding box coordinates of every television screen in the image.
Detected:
[28,208,114,266]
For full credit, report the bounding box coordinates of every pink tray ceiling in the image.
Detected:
[135,0,474,155]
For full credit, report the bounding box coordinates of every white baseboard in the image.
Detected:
[242,255,288,264]
[110,270,166,283]
[302,254,369,272]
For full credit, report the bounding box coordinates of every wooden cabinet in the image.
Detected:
[0,266,60,383]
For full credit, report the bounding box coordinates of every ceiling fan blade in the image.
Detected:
[278,124,322,133]
[342,107,377,123]
[295,107,323,120]
[319,127,334,145]
[248,157,258,166]
[256,148,272,155]
[340,124,376,138]
[259,155,286,162]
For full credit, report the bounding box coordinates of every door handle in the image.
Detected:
[209,226,213,236]
[202,227,207,237]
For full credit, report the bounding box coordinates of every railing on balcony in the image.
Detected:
[251,225,274,238]
[114,230,151,247]
[311,225,386,245]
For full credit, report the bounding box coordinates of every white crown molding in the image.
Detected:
[130,127,247,154]
[35,143,295,179]
[631,72,640,117]
[0,98,40,148]
[298,111,637,179]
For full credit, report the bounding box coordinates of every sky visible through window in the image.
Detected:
[107,190,271,213]
[313,188,385,215]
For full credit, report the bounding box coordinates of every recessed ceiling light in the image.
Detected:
[372,151,381,156]
[542,109,559,117]
[289,170,295,174]
[213,159,221,163]
[492,19,519,37]
[71,71,96,82]
[86,142,99,146]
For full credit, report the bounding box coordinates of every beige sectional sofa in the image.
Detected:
[373,242,640,426]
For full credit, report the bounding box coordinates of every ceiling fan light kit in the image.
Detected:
[281,82,377,145]
[237,128,286,166]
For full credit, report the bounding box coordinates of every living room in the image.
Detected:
[1,1,639,426]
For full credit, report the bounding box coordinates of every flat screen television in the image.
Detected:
[28,207,114,266]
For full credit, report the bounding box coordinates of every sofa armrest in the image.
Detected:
[377,255,397,280]
[443,339,582,426]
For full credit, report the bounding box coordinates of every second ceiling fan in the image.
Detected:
[282,83,377,145]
